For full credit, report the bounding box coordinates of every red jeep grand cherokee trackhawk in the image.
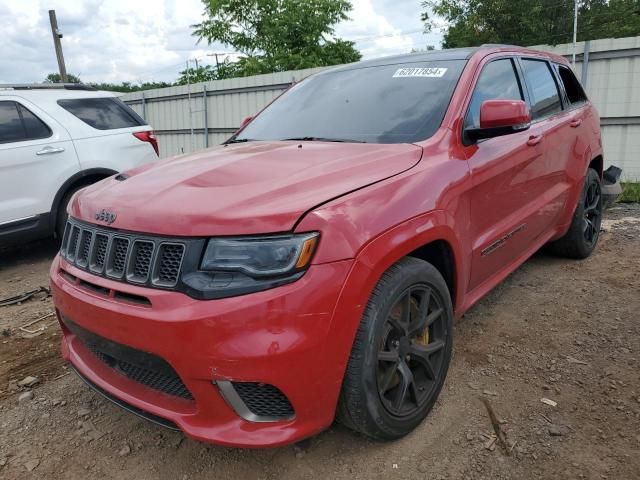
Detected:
[51,46,603,447]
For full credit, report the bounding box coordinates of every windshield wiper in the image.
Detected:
[281,136,367,143]
[225,138,255,144]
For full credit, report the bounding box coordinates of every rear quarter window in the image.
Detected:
[556,64,588,106]
[57,97,145,130]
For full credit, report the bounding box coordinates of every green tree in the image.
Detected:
[422,0,640,48]
[43,74,172,92]
[89,81,174,93]
[44,72,82,83]
[177,65,218,85]
[176,59,242,84]
[192,0,361,78]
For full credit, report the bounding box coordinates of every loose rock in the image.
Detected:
[25,458,40,472]
[18,376,39,387]
[549,425,565,436]
[118,445,131,457]
[18,391,34,402]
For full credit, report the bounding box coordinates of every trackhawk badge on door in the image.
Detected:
[95,209,117,224]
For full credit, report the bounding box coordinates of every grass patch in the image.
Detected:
[620,183,640,203]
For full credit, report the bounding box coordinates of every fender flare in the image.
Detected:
[333,209,466,325]
[50,168,118,221]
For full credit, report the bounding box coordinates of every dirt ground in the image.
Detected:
[0,204,639,480]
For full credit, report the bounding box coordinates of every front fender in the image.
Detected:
[318,210,468,417]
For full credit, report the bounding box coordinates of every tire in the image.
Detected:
[548,168,602,259]
[55,185,86,241]
[337,257,454,441]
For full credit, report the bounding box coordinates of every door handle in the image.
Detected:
[570,119,582,128]
[527,134,543,146]
[36,146,65,155]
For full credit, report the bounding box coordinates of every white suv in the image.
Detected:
[0,84,158,246]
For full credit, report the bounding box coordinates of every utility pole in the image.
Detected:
[572,0,579,66]
[48,9,68,82]
[206,52,222,73]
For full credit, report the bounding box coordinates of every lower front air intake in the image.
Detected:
[216,381,295,422]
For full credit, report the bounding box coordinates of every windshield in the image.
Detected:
[235,60,466,144]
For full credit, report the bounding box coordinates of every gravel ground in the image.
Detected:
[0,204,639,480]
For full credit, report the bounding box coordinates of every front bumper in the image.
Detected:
[50,254,353,447]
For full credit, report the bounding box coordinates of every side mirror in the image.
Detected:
[239,115,253,129]
[465,99,531,142]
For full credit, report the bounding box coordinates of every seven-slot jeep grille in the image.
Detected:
[61,218,185,289]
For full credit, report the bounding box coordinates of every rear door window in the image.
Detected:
[520,59,562,119]
[556,65,587,106]
[465,58,524,129]
[0,101,52,144]
[57,97,145,130]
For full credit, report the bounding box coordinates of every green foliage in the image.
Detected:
[192,0,361,77]
[44,72,82,83]
[177,65,218,85]
[89,81,174,93]
[176,59,242,84]
[44,74,173,92]
[422,0,640,48]
[620,183,640,203]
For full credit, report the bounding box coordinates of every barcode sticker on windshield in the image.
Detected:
[392,67,448,78]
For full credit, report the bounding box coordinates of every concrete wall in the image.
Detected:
[122,36,640,179]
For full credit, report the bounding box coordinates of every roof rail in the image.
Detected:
[0,83,97,91]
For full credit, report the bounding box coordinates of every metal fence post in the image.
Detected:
[141,91,146,122]
[581,41,591,89]
[203,84,209,148]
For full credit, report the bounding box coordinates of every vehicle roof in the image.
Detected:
[328,45,568,73]
[0,87,118,101]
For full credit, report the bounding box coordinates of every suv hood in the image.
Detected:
[71,141,423,236]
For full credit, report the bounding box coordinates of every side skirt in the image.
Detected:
[459,227,561,315]
[0,213,53,248]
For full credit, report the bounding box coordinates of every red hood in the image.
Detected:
[71,141,422,236]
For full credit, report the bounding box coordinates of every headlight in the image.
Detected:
[181,232,319,300]
[201,233,319,276]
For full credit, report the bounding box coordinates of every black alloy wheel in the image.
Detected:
[548,168,602,259]
[582,178,602,247]
[377,285,447,417]
[337,257,453,440]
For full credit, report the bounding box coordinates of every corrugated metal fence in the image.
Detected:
[122,36,640,179]
[122,66,329,157]
[533,36,640,180]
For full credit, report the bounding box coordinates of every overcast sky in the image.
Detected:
[0,0,444,84]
